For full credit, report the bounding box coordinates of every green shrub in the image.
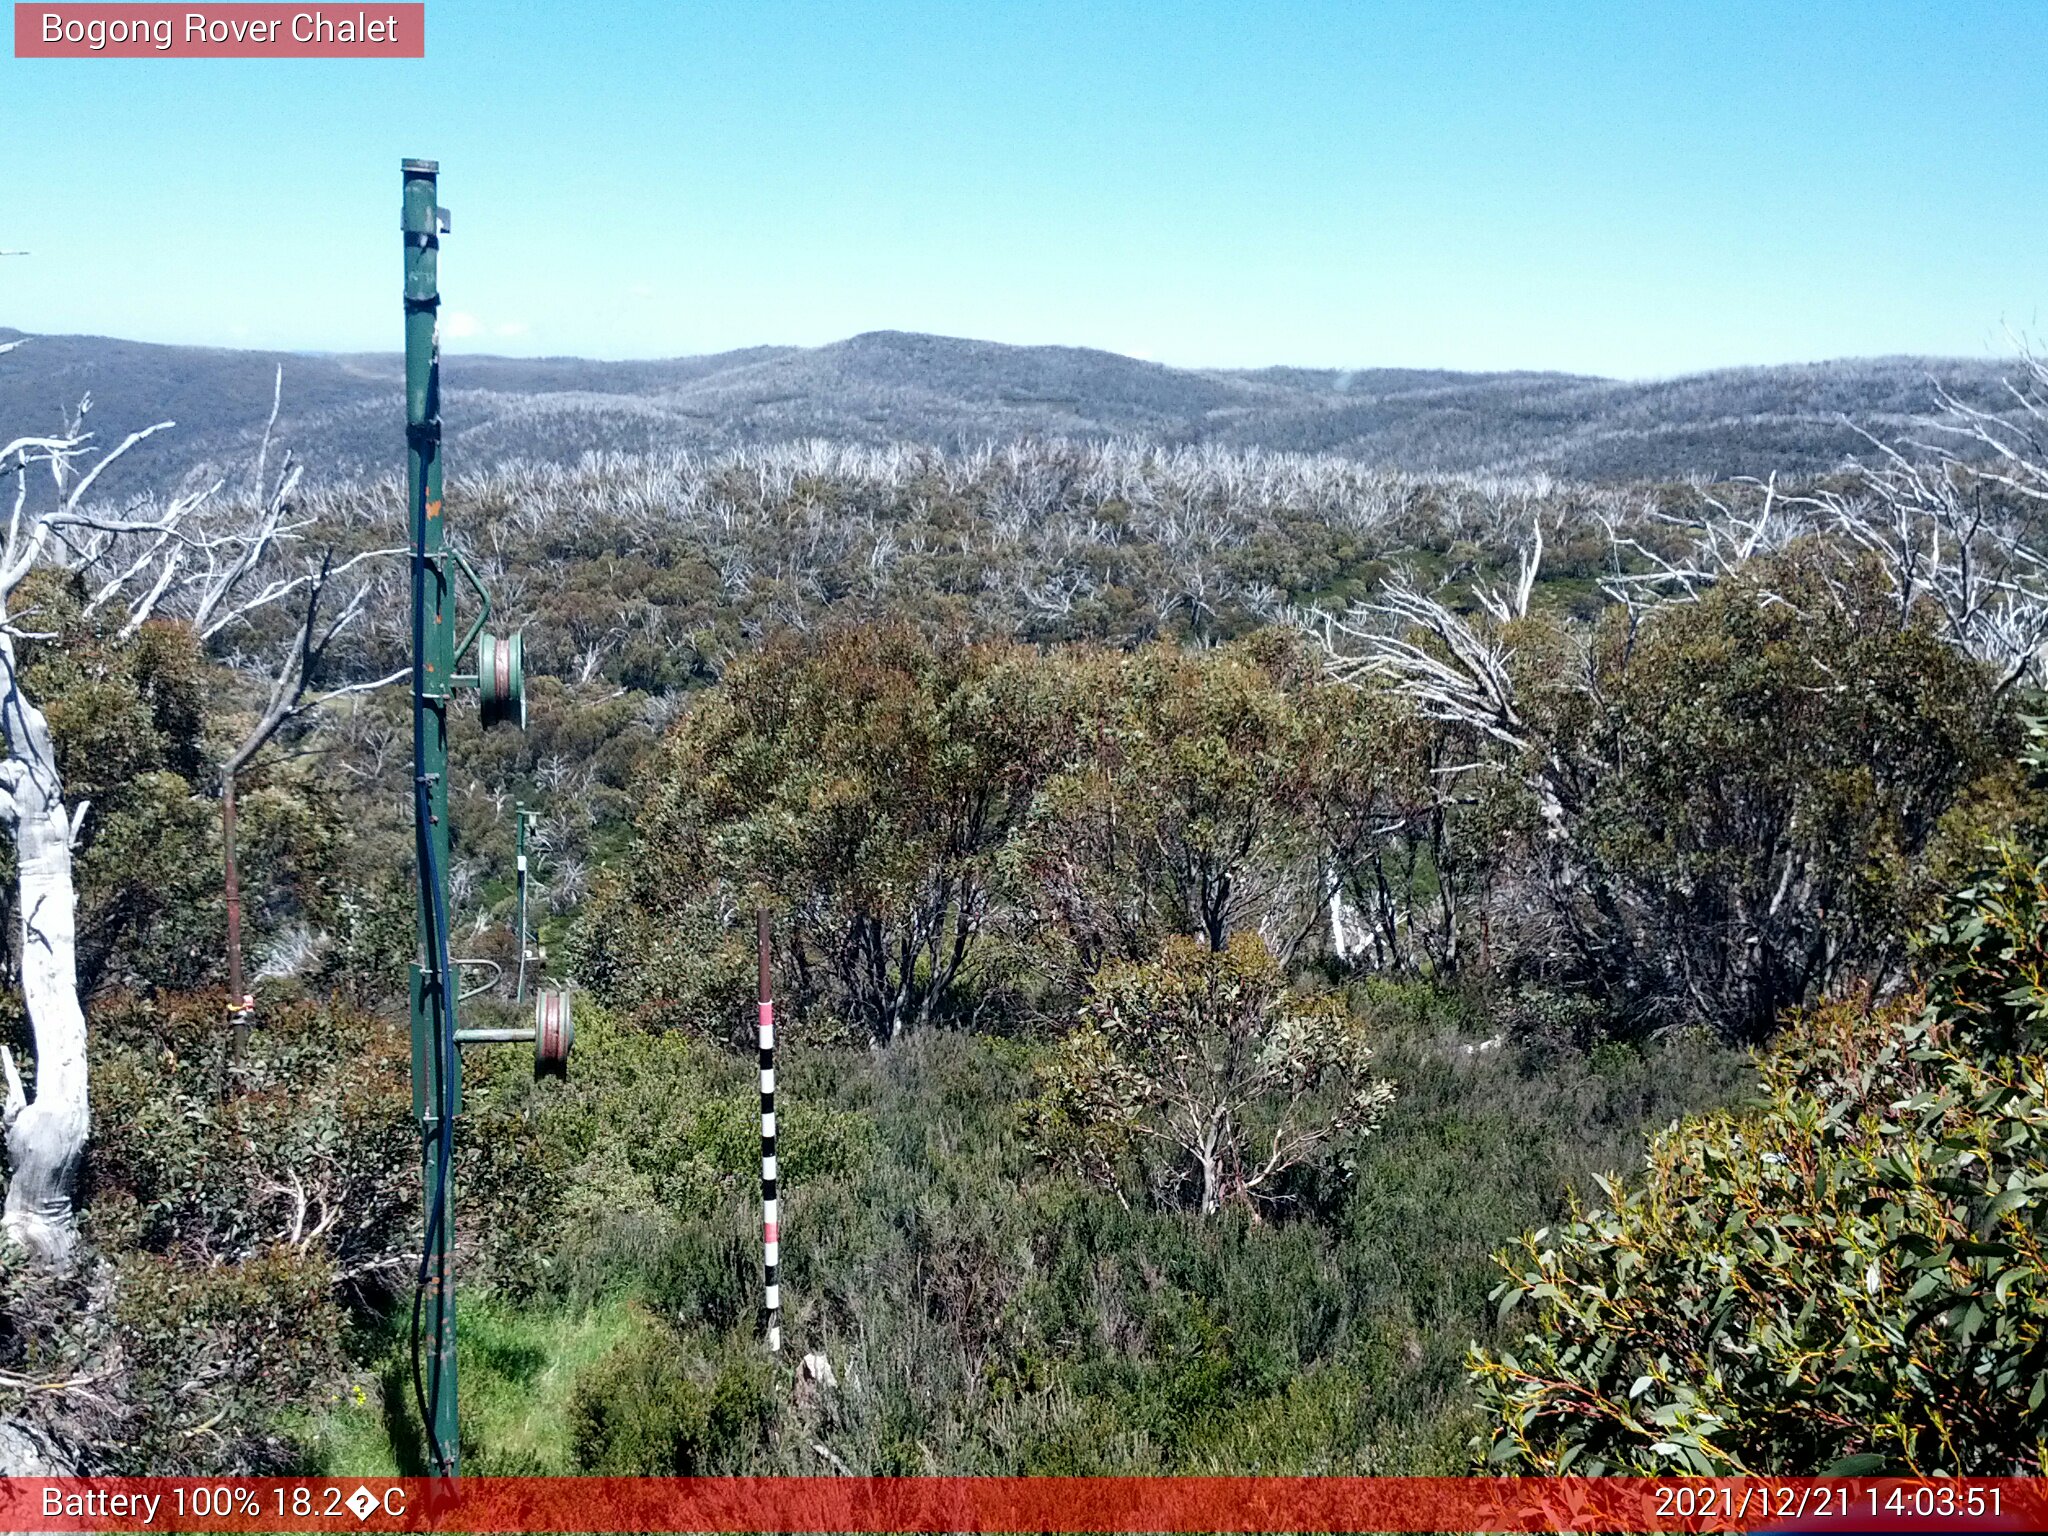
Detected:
[568,1334,771,1473]
[64,991,418,1472]
[1919,840,2048,1058]
[645,1222,757,1332]
[90,992,416,1279]
[462,1002,877,1299]
[1544,551,2015,1039]
[1470,840,2048,1475]
[114,1245,345,1473]
[597,623,1076,1044]
[1482,774,2048,1474]
[1031,933,1392,1214]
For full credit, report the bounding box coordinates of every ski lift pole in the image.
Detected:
[402,159,547,1479]
[403,156,461,1480]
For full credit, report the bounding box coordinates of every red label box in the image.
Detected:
[14,4,424,57]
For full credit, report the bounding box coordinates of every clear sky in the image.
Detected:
[1,1,2042,376]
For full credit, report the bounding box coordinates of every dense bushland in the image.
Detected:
[578,589,2015,1049]
[0,991,414,1471]
[1033,933,1393,1215]
[424,996,1747,1476]
[1472,819,2048,1475]
[3,401,2045,1473]
[1526,549,2014,1038]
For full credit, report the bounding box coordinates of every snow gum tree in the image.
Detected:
[0,351,219,1265]
[1035,931,1395,1215]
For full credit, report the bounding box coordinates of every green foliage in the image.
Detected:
[1470,843,2048,1474]
[314,878,417,1008]
[22,427,2021,1478]
[7,992,420,1472]
[4,573,218,998]
[113,1244,345,1473]
[1014,632,1461,983]
[1918,840,2048,1059]
[1034,933,1392,1213]
[0,567,388,1009]
[562,876,754,1045]
[568,1335,771,1473]
[1544,550,2013,1038]
[646,1019,1736,1474]
[460,1002,877,1297]
[590,626,1445,1043]
[1019,637,1341,968]
[594,623,1075,1043]
[89,992,416,1276]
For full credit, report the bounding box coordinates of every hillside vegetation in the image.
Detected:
[0,327,2030,493]
[3,348,2048,1476]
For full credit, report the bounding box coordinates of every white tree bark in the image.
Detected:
[0,353,377,1265]
[0,356,233,1265]
[0,632,87,1268]
[1327,875,1350,963]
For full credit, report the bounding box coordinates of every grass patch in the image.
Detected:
[299,1294,650,1476]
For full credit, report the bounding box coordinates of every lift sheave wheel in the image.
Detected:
[534,988,573,1078]
[478,629,526,730]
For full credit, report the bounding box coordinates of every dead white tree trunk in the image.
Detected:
[0,342,264,1264]
[0,630,87,1267]
[0,395,194,1265]
[1327,876,1350,963]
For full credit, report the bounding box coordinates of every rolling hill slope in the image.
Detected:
[0,326,2020,494]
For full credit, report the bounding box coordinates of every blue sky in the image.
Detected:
[1,1,2042,375]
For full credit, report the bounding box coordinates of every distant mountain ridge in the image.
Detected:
[0,326,2021,494]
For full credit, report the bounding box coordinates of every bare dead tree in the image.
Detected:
[1473,516,1544,623]
[1301,517,1568,988]
[1594,477,1806,620]
[1311,516,1562,827]
[1803,364,2048,695]
[1593,367,2048,697]
[0,382,215,1265]
[0,350,403,1259]
[219,545,404,1048]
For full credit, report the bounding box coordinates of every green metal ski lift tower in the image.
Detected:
[403,157,568,1478]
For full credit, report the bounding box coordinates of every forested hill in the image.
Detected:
[0,324,2019,491]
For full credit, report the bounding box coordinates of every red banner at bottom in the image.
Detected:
[5,1476,2046,1533]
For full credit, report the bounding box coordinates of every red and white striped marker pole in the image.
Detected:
[757,908,780,1355]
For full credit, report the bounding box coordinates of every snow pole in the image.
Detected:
[759,907,781,1354]
[514,802,539,1002]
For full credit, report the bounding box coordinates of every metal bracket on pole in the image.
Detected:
[448,542,492,669]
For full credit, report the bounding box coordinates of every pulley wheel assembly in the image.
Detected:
[534,987,573,1078]
[477,629,526,730]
